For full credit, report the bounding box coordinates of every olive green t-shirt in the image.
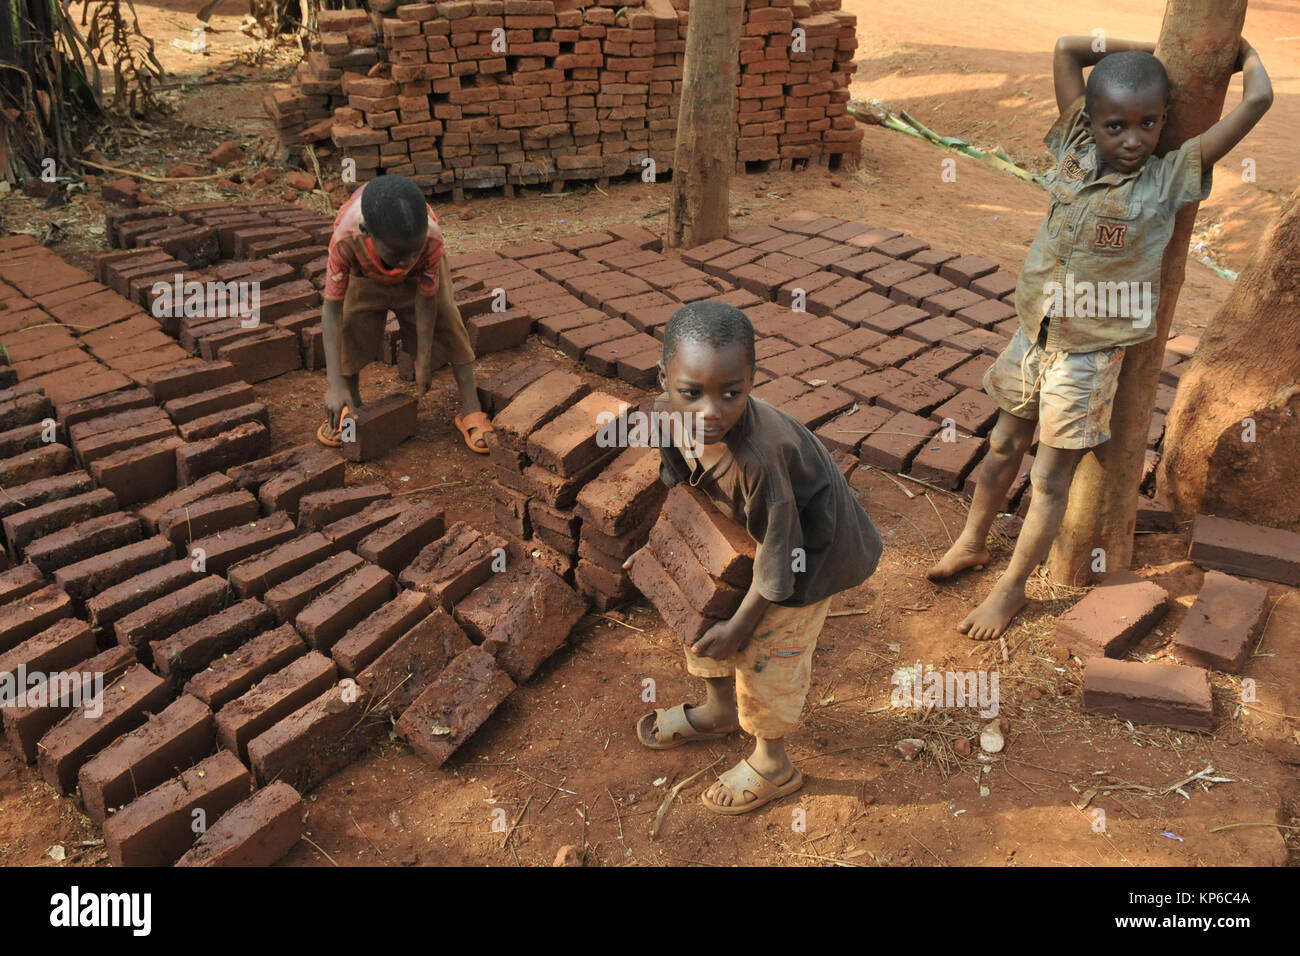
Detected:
[1014,94,1214,353]
[656,394,883,607]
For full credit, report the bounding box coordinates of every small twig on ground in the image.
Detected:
[826,608,872,618]
[1208,822,1300,834]
[606,787,625,846]
[349,812,385,859]
[501,794,532,849]
[923,492,953,545]
[539,775,567,813]
[515,768,576,795]
[395,480,466,496]
[77,157,249,182]
[1253,592,1292,656]
[301,836,340,866]
[650,756,722,840]
[787,851,863,867]
[871,467,916,499]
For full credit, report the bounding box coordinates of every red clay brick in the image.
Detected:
[162,382,257,424]
[1053,571,1171,658]
[264,551,365,623]
[90,435,185,506]
[341,394,417,462]
[298,484,391,530]
[246,683,385,791]
[176,422,272,486]
[814,404,894,456]
[1170,570,1269,673]
[1188,514,1300,586]
[25,512,143,577]
[1082,657,1213,730]
[175,781,304,867]
[661,484,755,588]
[215,651,338,760]
[394,645,515,768]
[858,410,938,471]
[400,520,509,609]
[151,597,277,690]
[182,622,305,710]
[86,558,200,632]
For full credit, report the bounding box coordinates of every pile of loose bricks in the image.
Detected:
[0,234,594,865]
[1055,514,1300,731]
[271,0,862,199]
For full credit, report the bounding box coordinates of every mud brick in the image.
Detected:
[183,622,304,712]
[297,485,389,531]
[648,516,746,618]
[0,619,97,702]
[158,385,252,428]
[88,435,182,506]
[869,235,927,259]
[780,384,854,429]
[68,405,168,445]
[909,434,987,490]
[627,546,717,643]
[38,664,170,793]
[573,558,636,608]
[522,448,616,509]
[859,337,927,371]
[807,327,883,363]
[176,423,271,487]
[336,393,415,463]
[3,645,136,763]
[492,369,590,453]
[558,317,637,359]
[492,487,531,539]
[940,255,999,287]
[829,367,907,405]
[661,484,755,588]
[776,270,839,306]
[73,417,178,468]
[137,473,235,534]
[939,326,1008,356]
[1082,657,1213,731]
[355,608,470,717]
[87,559,201,632]
[215,651,337,760]
[331,590,432,677]
[814,404,894,456]
[464,306,531,353]
[536,307,604,346]
[574,447,664,536]
[146,360,240,404]
[863,260,926,294]
[477,360,555,417]
[876,375,957,417]
[217,327,301,383]
[943,353,996,391]
[971,270,1018,299]
[1170,571,1268,673]
[906,247,960,272]
[932,388,1000,436]
[175,780,303,867]
[246,682,385,791]
[178,402,269,443]
[901,346,971,381]
[756,345,831,379]
[617,346,663,388]
[466,566,588,683]
[830,252,893,280]
[0,564,46,607]
[77,695,216,827]
[780,314,852,349]
[357,501,445,575]
[3,489,119,559]
[155,490,260,552]
[24,511,142,577]
[525,392,626,477]
[103,749,250,867]
[255,449,344,520]
[264,550,364,624]
[0,391,54,431]
[858,410,938,472]
[323,499,411,553]
[889,272,955,309]
[921,287,986,318]
[1049,570,1170,659]
[956,298,1017,329]
[681,238,741,268]
[12,348,88,383]
[1189,514,1300,586]
[227,535,330,604]
[56,386,154,428]
[903,314,970,346]
[582,333,655,376]
[114,574,229,659]
[1136,495,1176,532]
[188,510,296,577]
[400,521,508,609]
[857,305,926,339]
[394,644,515,768]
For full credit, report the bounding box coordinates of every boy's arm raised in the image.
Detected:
[1053,35,1156,115]
[1199,39,1273,168]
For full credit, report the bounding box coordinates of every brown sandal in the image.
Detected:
[317,405,351,448]
[454,410,494,454]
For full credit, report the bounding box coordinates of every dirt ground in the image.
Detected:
[1,0,1297,868]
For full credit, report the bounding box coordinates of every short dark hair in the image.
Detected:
[360,174,428,248]
[662,301,756,369]
[1086,50,1169,113]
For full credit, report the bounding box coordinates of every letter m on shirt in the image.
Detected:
[1094,222,1127,249]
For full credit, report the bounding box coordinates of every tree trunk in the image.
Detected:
[666,0,744,250]
[1157,184,1300,529]
[1047,0,1247,587]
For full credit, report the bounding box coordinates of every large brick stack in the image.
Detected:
[273,0,861,198]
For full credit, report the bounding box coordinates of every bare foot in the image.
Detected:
[957,581,1028,641]
[927,538,991,581]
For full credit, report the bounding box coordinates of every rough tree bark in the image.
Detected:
[1047,0,1247,587]
[1158,184,1300,529]
[666,0,744,250]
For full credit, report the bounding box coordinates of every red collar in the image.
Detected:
[363,235,412,276]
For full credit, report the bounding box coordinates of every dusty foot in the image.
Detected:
[680,700,739,735]
[927,537,991,581]
[703,752,794,809]
[957,581,1028,641]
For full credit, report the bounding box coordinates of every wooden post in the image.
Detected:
[666,0,744,250]
[1047,0,1247,586]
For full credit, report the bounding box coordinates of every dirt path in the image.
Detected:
[1,1,1296,869]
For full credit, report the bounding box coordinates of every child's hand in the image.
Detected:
[621,548,642,572]
[324,382,357,430]
[689,617,750,660]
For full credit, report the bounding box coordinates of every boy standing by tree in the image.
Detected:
[928,36,1272,640]
[317,173,494,454]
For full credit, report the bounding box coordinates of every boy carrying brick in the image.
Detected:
[625,301,883,814]
[927,35,1272,641]
[317,173,494,454]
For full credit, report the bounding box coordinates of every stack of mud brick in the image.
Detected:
[1043,514,1300,733]
[0,242,594,864]
[274,0,858,199]
[627,484,755,641]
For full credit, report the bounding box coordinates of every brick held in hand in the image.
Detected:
[660,484,755,588]
[1082,657,1213,731]
[646,516,745,619]
[77,694,216,827]
[1169,570,1269,673]
[102,749,251,867]
[356,608,471,717]
[341,393,417,462]
[626,547,718,646]
[175,781,304,867]
[394,645,515,770]
[183,622,305,711]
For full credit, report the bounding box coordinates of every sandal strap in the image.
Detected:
[715,759,772,800]
[652,703,693,741]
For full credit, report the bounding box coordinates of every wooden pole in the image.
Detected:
[1047,0,1248,586]
[666,0,744,250]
